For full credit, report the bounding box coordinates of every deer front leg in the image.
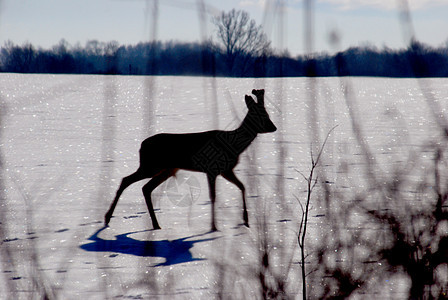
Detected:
[222,170,249,227]
[142,169,174,230]
[207,174,218,232]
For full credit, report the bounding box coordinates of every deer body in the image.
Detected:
[105,89,276,231]
[140,131,239,173]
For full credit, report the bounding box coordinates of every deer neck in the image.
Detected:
[227,116,258,153]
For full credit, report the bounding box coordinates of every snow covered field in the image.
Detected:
[1,74,447,299]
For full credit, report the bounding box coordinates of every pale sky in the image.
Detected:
[0,0,447,55]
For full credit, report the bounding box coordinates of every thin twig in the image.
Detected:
[298,125,337,300]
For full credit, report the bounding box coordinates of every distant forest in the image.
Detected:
[1,39,448,77]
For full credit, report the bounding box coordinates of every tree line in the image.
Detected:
[1,38,447,77]
[1,9,447,78]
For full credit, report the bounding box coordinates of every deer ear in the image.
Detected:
[251,89,265,106]
[245,95,256,108]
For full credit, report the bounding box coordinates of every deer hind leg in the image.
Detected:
[222,170,249,227]
[105,168,148,226]
[142,169,176,230]
[207,174,218,232]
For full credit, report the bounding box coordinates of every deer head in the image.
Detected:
[244,89,277,134]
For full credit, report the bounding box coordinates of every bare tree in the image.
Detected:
[212,9,270,76]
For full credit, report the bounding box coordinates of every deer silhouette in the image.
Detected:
[105,89,276,231]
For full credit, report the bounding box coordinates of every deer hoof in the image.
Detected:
[104,214,111,226]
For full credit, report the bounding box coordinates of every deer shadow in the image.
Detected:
[80,227,218,267]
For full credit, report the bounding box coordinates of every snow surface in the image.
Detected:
[0,74,447,299]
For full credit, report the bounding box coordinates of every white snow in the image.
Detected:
[0,74,447,299]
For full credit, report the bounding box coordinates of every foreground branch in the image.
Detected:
[298,126,337,299]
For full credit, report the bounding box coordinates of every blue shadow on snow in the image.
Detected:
[80,227,217,267]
